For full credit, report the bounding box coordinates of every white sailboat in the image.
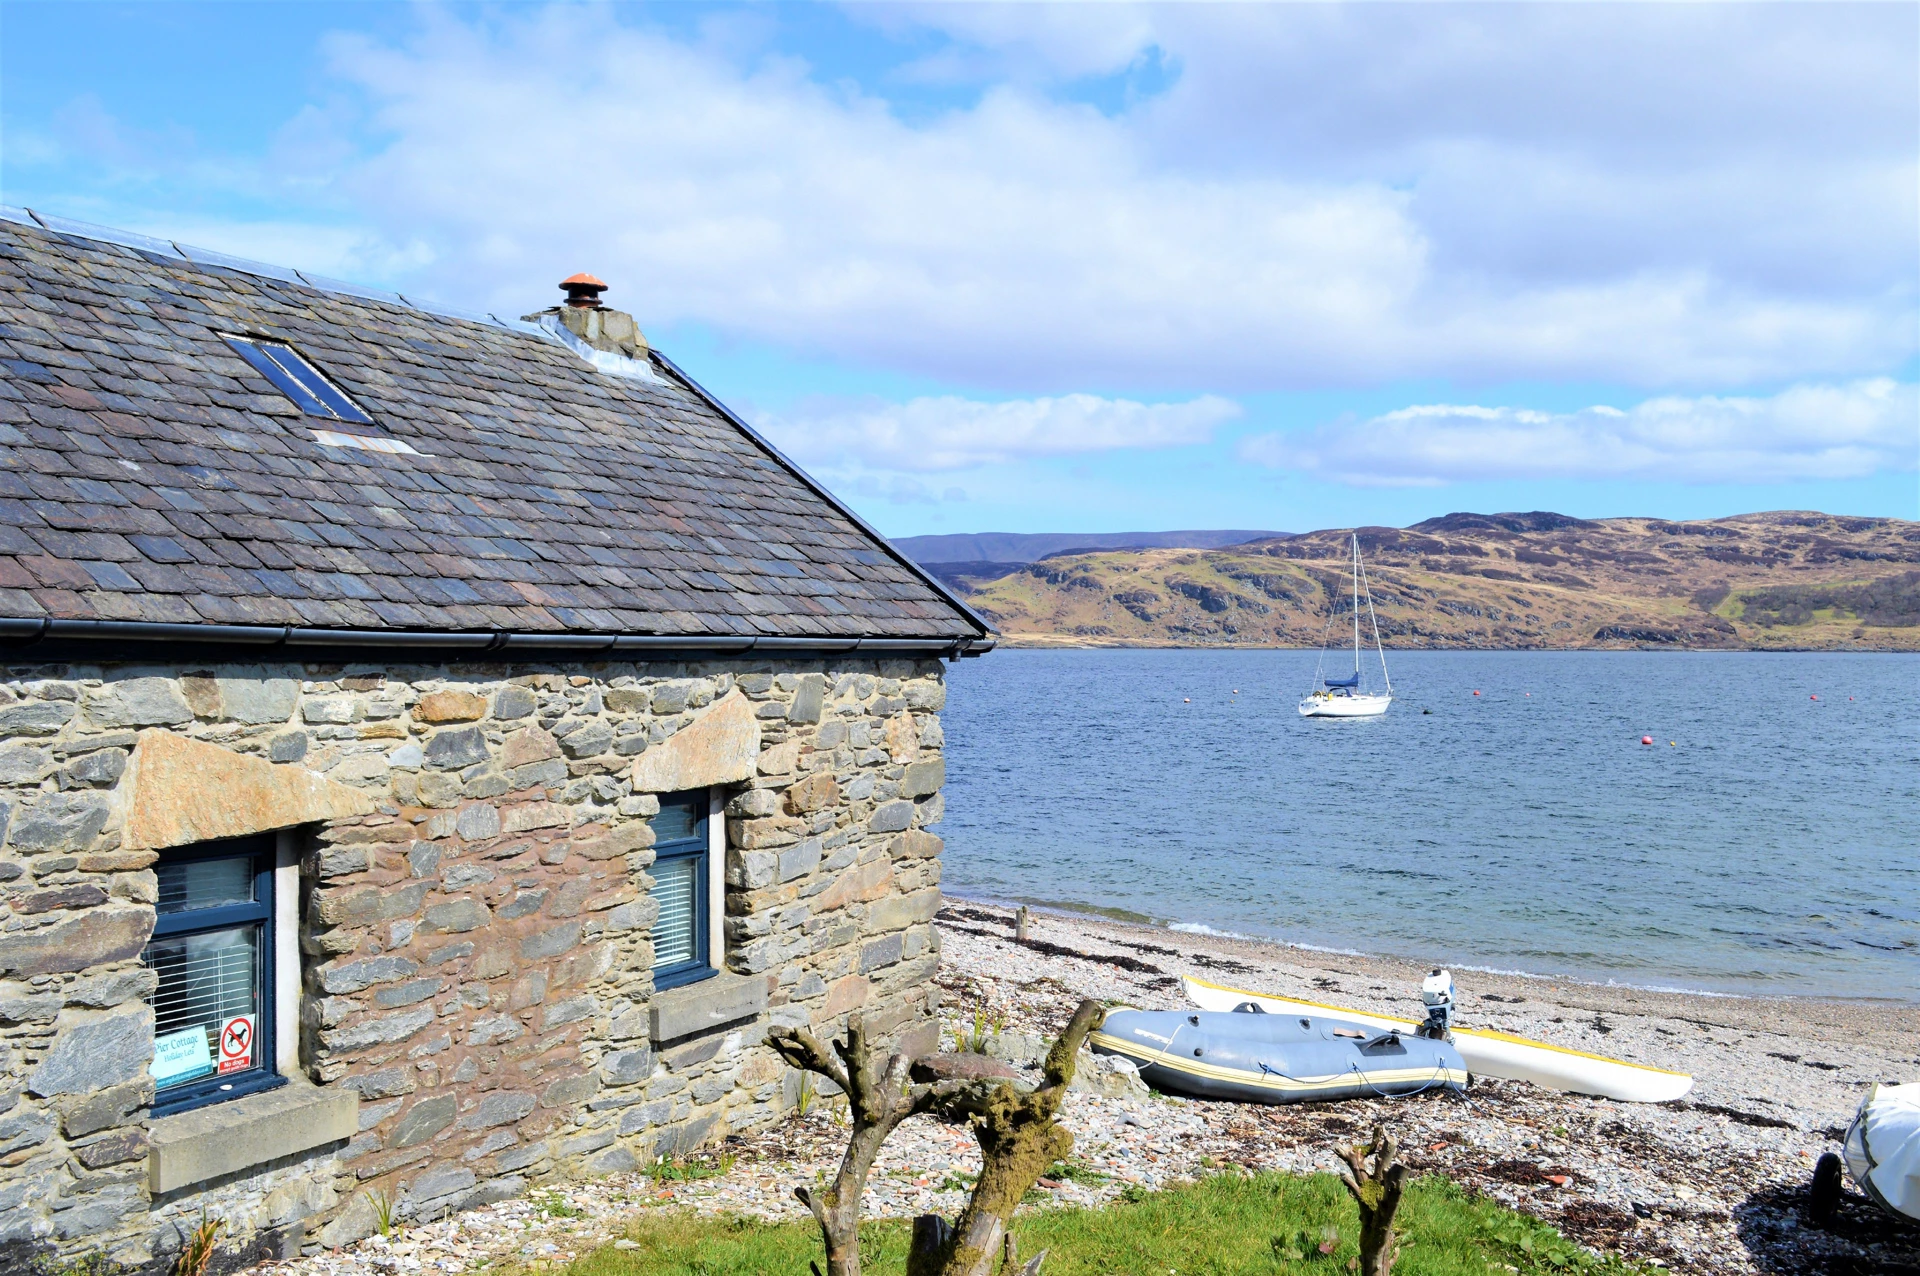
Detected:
[1299,533,1392,718]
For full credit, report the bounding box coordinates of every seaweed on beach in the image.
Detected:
[935,916,1169,975]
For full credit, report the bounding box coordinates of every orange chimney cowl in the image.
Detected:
[560,273,607,308]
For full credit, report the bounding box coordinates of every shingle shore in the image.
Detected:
[253,901,1920,1275]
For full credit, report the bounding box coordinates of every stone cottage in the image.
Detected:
[0,208,993,1271]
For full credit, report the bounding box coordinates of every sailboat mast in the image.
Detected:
[1351,533,1361,672]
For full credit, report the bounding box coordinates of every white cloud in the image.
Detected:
[293,5,1912,392]
[758,392,1240,471]
[1238,380,1919,487]
[17,6,1911,397]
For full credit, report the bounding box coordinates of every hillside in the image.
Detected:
[943,511,1920,650]
[893,528,1284,565]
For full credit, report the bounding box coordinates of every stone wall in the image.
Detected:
[0,656,949,1269]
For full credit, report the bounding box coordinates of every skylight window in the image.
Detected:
[223,335,374,424]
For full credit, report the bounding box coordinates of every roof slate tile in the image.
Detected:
[0,219,982,644]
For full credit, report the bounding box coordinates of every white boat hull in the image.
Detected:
[1184,975,1693,1103]
[1298,693,1391,718]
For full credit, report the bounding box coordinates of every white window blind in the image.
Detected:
[653,856,698,967]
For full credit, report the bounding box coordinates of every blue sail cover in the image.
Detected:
[1324,672,1360,688]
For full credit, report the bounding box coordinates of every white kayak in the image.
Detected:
[1184,974,1693,1104]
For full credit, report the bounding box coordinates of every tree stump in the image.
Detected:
[908,998,1104,1276]
[768,1015,970,1276]
[1337,1125,1409,1276]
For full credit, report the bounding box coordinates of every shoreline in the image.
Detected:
[945,893,1920,1042]
[955,891,1920,1010]
[931,897,1920,1273]
[991,639,1920,653]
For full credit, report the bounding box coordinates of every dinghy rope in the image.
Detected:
[1254,1054,1456,1100]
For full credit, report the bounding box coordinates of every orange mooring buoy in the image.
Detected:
[1473,690,1481,696]
[1810,694,1819,700]
[1641,736,1653,745]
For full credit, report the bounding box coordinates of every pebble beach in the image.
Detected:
[262,900,1920,1276]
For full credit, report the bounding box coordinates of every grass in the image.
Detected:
[538,1191,584,1219]
[537,1170,1640,1276]
[956,1002,1007,1054]
[642,1153,737,1184]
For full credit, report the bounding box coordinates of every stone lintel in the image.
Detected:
[150,1079,358,1194]
[650,972,767,1045]
[120,729,377,851]
[630,691,759,794]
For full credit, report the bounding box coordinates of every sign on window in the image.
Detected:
[218,1015,256,1074]
[151,1027,213,1087]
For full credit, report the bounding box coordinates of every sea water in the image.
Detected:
[938,649,1919,1002]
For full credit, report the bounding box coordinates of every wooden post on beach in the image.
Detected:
[1014,906,1030,943]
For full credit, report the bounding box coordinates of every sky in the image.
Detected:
[2,1,1915,538]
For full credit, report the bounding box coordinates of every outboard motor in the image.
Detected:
[1418,968,1455,1040]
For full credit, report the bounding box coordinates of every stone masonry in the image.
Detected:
[0,657,949,1270]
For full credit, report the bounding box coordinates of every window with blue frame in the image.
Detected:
[143,834,283,1116]
[651,792,713,990]
[221,334,375,425]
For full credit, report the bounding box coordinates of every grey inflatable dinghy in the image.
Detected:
[1090,1008,1468,1104]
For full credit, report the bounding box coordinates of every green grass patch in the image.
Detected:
[641,1153,737,1184]
[543,1171,1638,1276]
[536,1190,583,1219]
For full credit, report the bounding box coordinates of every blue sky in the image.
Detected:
[4,2,1915,537]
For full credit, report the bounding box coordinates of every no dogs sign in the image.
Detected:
[218,1015,255,1074]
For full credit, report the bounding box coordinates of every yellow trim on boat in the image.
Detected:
[1182,974,1691,1078]
[1089,1031,1469,1096]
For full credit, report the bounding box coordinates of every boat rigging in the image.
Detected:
[1299,532,1393,718]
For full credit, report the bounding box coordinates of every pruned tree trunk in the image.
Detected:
[908,998,1105,1276]
[769,1014,966,1276]
[1337,1125,1409,1276]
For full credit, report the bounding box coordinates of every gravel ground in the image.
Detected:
[260,901,1920,1276]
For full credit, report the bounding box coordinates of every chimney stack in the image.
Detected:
[530,273,648,359]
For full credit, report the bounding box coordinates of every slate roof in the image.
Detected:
[0,211,990,655]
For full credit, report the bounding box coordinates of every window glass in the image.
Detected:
[145,927,260,1089]
[142,838,276,1112]
[156,856,254,915]
[222,334,374,425]
[652,793,706,846]
[652,856,698,968]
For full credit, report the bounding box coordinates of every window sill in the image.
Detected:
[152,1068,285,1120]
[650,971,766,1045]
[654,962,716,992]
[150,1077,358,1194]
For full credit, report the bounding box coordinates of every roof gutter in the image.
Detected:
[648,350,1000,645]
[0,617,992,661]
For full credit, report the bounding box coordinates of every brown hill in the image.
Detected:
[942,511,1920,650]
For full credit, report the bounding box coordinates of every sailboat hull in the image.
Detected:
[1298,694,1391,718]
